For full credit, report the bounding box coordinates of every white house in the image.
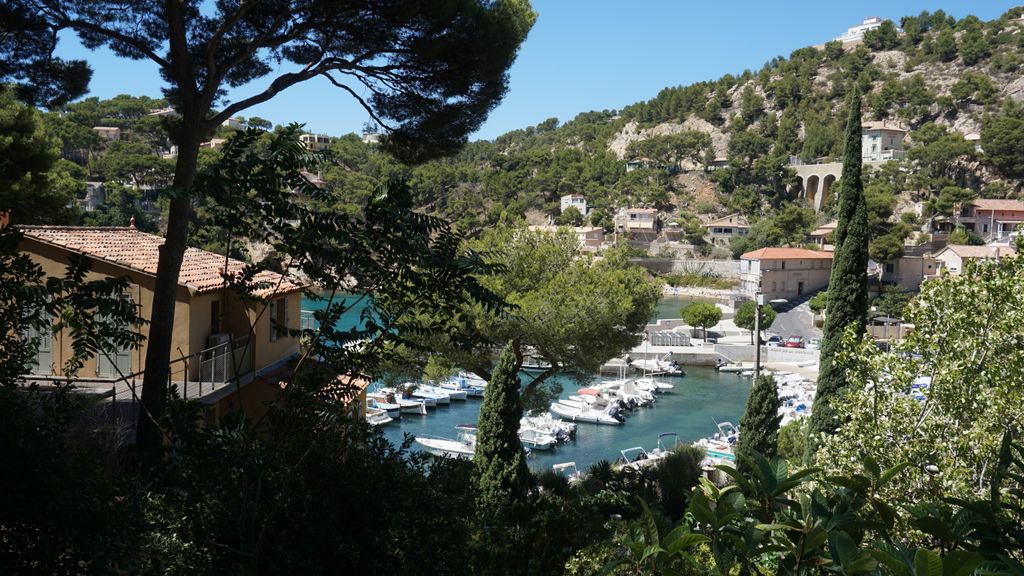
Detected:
[222,117,245,130]
[92,126,121,141]
[299,133,333,151]
[560,194,588,215]
[836,16,884,43]
[739,247,834,301]
[862,121,906,162]
[932,244,1017,276]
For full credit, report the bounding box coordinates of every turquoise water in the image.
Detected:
[299,294,751,470]
[380,367,751,471]
[654,296,693,321]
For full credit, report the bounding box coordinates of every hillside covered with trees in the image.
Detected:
[5,8,1024,264]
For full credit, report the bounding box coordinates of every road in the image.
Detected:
[766,300,822,340]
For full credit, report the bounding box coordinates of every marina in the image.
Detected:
[381,366,752,471]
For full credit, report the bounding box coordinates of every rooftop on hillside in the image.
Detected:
[741,247,834,260]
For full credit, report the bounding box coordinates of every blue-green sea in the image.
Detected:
[301,294,751,470]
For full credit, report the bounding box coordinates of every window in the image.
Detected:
[211,300,221,334]
[781,261,786,270]
[269,297,288,342]
[884,263,895,273]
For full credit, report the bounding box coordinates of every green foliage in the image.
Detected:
[733,301,777,344]
[947,225,983,246]
[736,375,782,476]
[662,272,737,290]
[873,287,913,319]
[808,290,828,313]
[864,20,901,51]
[681,302,722,339]
[982,111,1024,179]
[650,446,707,521]
[556,205,585,226]
[0,89,76,224]
[776,418,807,463]
[808,88,869,455]
[473,343,532,575]
[934,28,958,62]
[600,499,709,575]
[820,245,1024,503]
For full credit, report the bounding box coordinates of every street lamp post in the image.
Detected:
[754,291,764,381]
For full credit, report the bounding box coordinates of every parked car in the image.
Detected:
[765,335,783,347]
[805,338,821,350]
[784,336,805,348]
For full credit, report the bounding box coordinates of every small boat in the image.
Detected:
[406,383,451,405]
[549,401,622,425]
[631,358,685,376]
[369,390,428,415]
[521,414,576,442]
[379,386,436,408]
[415,427,476,459]
[423,383,466,401]
[521,355,553,373]
[633,376,674,393]
[518,427,557,451]
[366,397,401,420]
[552,461,581,483]
[439,376,486,398]
[618,446,661,471]
[717,364,747,373]
[365,405,393,426]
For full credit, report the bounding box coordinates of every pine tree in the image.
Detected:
[473,342,532,574]
[736,374,782,476]
[806,88,870,460]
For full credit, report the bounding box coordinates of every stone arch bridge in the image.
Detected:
[790,162,842,212]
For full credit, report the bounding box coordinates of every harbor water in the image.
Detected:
[380,367,750,471]
[301,294,750,470]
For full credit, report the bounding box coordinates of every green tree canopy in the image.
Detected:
[681,301,722,339]
[734,301,778,344]
[735,374,782,476]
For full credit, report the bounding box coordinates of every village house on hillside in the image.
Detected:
[559,193,588,215]
[704,213,749,247]
[958,198,1024,242]
[615,207,659,233]
[739,247,834,301]
[932,244,1017,276]
[528,224,604,252]
[14,225,348,424]
[861,121,907,162]
[835,16,886,43]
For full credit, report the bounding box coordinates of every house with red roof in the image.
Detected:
[932,244,1017,276]
[16,224,321,422]
[739,247,834,300]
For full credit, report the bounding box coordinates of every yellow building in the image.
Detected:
[17,224,313,421]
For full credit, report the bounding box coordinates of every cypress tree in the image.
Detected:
[735,374,782,476]
[473,342,532,574]
[805,87,870,460]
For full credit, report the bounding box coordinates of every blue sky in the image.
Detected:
[54,1,1014,142]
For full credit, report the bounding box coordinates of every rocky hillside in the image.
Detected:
[26,7,1024,259]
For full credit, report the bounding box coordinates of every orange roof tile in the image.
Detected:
[741,247,834,260]
[971,199,1024,212]
[18,225,305,298]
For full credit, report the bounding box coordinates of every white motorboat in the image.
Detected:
[549,401,622,425]
[618,446,662,471]
[365,406,393,426]
[439,376,486,398]
[552,461,581,483]
[405,383,451,405]
[369,390,428,415]
[631,358,685,376]
[414,429,476,459]
[423,383,466,401]
[521,355,553,373]
[521,414,576,442]
[518,428,557,451]
[633,376,674,393]
[366,397,401,420]
[380,386,436,408]
[693,422,739,464]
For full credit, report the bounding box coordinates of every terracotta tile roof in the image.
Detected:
[939,244,1017,259]
[741,247,835,260]
[18,225,305,298]
[971,199,1024,212]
